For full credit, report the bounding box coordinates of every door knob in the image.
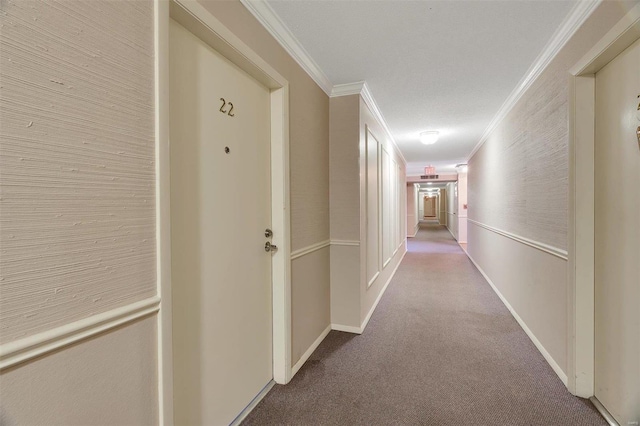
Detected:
[265,228,273,238]
[265,241,278,252]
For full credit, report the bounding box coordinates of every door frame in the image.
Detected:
[155,0,292,423]
[567,3,640,398]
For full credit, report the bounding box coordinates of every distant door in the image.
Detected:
[594,37,639,425]
[169,19,273,425]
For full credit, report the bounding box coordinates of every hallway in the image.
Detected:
[244,223,605,425]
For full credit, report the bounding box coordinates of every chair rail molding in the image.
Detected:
[291,240,331,260]
[468,219,568,260]
[0,297,161,370]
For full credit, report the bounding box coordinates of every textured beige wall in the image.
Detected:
[330,95,360,241]
[196,0,331,365]
[329,95,361,328]
[468,1,635,251]
[0,317,158,426]
[0,0,156,343]
[291,247,330,365]
[467,1,636,380]
[0,1,159,424]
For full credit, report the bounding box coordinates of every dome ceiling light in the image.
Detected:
[420,131,439,145]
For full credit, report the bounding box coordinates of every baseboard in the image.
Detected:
[360,247,407,333]
[229,380,275,426]
[446,225,457,241]
[464,251,569,386]
[290,324,331,378]
[589,397,619,426]
[408,224,419,238]
[331,323,362,334]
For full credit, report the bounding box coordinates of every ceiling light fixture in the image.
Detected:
[420,131,439,145]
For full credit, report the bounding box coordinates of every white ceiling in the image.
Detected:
[261,0,577,175]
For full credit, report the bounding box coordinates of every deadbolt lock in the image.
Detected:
[265,241,278,252]
[265,228,273,238]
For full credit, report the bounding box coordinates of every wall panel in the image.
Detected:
[0,316,158,425]
[366,129,380,285]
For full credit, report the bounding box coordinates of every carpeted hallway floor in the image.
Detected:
[243,223,605,425]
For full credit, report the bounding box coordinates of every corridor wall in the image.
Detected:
[0,0,331,422]
[406,184,419,237]
[446,182,458,240]
[329,92,407,332]
[466,1,635,385]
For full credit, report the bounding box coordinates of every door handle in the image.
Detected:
[265,241,278,252]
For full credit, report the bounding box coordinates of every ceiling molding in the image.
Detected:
[360,83,408,166]
[239,0,333,95]
[240,1,407,167]
[331,81,365,97]
[466,0,602,162]
[332,82,408,166]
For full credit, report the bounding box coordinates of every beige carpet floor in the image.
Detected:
[242,223,605,425]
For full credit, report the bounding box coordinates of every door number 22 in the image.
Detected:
[219,98,234,117]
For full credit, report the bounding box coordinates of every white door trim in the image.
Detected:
[567,2,640,398]
[155,0,292,423]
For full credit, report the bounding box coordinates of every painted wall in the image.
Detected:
[0,1,158,423]
[466,1,635,381]
[1,0,332,422]
[329,95,361,328]
[0,317,159,426]
[328,93,407,331]
[439,188,447,226]
[359,97,407,327]
[406,184,419,237]
[457,173,468,243]
[446,182,458,240]
[196,0,331,366]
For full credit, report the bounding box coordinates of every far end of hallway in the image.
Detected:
[243,223,605,425]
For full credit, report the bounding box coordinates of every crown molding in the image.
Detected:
[239,0,333,95]
[331,81,365,97]
[332,82,408,166]
[240,1,407,166]
[467,0,602,161]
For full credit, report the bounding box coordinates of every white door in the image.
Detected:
[594,37,639,425]
[169,19,273,425]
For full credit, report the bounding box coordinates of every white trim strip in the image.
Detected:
[0,296,161,370]
[464,252,569,386]
[467,0,602,161]
[230,380,276,426]
[290,324,331,378]
[330,240,360,246]
[467,219,568,260]
[290,239,330,260]
[589,397,619,426]
[367,271,381,289]
[331,323,362,334]
[239,0,332,95]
